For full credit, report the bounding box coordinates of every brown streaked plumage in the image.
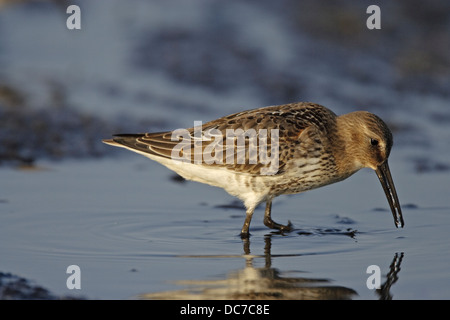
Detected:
[103,102,404,238]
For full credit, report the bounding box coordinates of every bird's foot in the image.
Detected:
[264,218,293,233]
[239,231,250,239]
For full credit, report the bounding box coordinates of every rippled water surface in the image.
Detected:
[1,0,449,300]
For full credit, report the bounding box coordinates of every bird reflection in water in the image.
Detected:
[376,252,404,300]
[141,236,405,300]
[141,235,359,300]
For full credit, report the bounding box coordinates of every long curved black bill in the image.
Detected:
[375,160,404,228]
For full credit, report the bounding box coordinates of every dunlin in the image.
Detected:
[103,102,404,238]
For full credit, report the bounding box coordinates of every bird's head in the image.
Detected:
[337,111,404,228]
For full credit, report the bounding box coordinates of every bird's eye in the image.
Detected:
[370,138,379,146]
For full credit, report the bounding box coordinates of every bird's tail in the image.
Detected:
[102,134,145,148]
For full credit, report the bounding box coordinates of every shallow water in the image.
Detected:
[1,156,450,299]
[0,0,450,300]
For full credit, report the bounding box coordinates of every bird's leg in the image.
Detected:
[240,207,254,238]
[263,199,293,232]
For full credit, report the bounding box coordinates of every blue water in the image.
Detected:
[0,0,449,299]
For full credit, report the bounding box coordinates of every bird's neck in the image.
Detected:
[333,113,366,176]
